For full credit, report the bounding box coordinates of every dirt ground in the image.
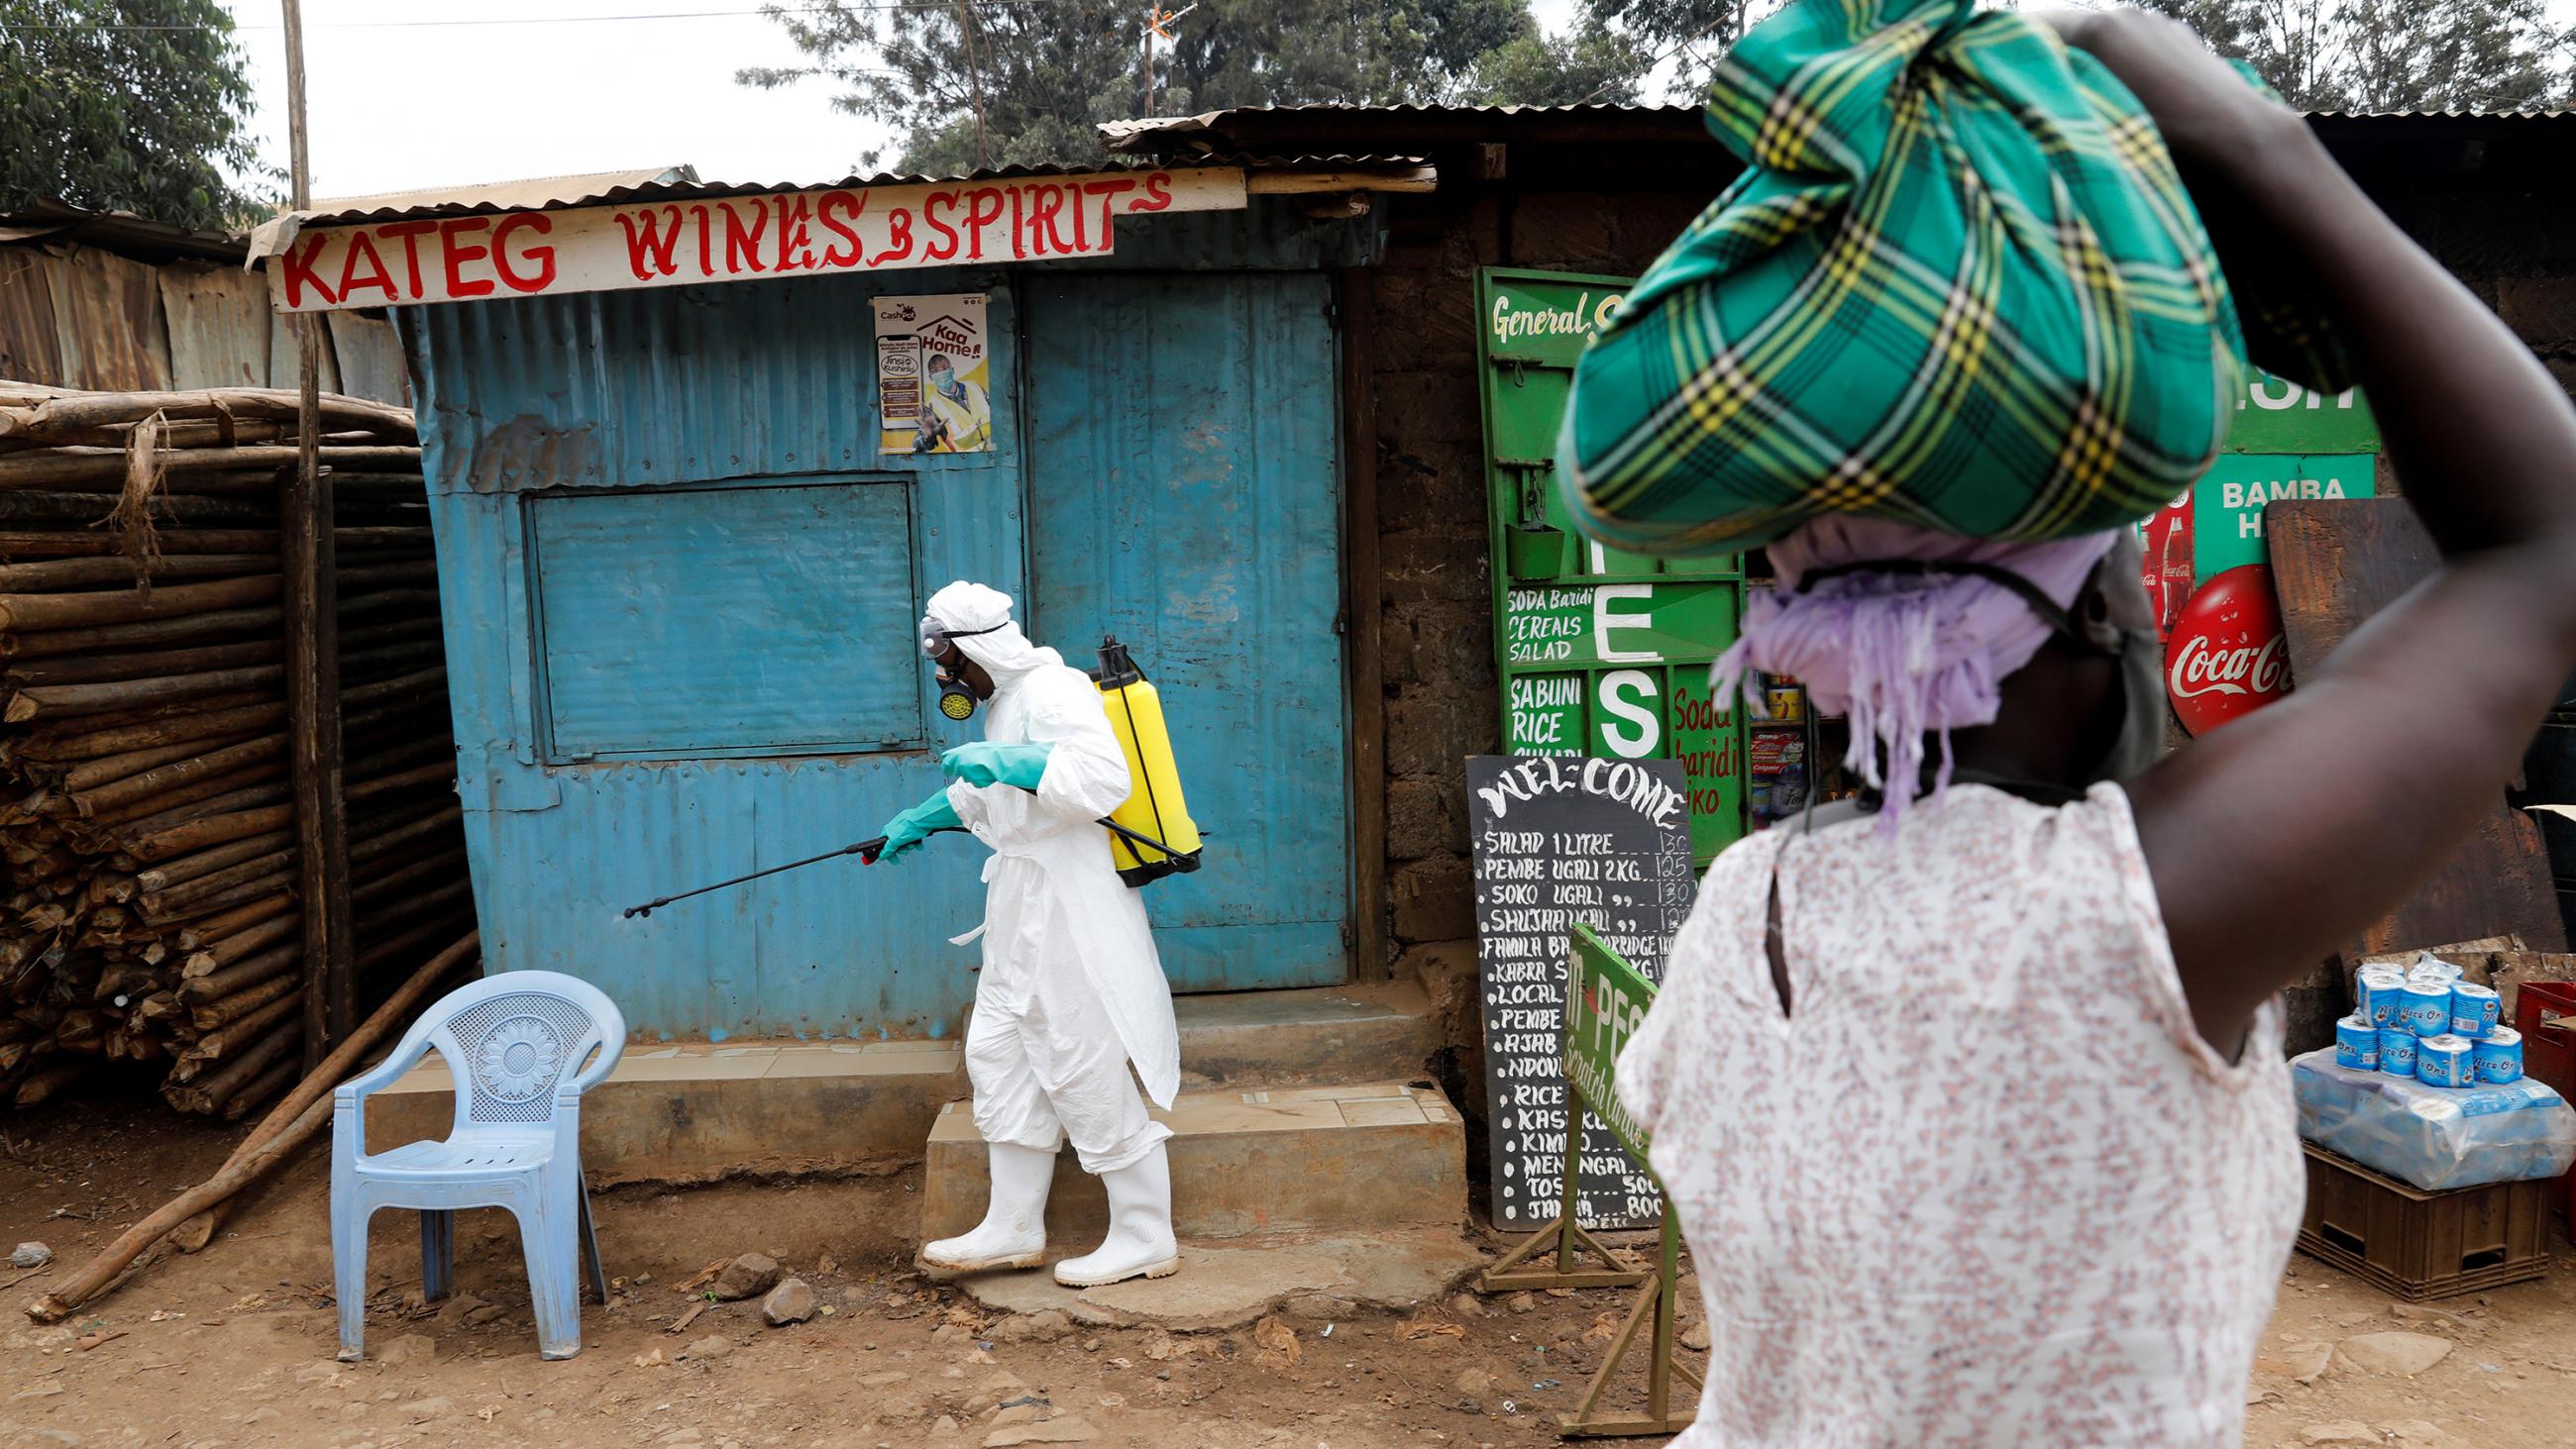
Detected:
[2,1087,2572,1449]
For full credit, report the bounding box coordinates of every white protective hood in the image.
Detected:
[924,581,1181,1109]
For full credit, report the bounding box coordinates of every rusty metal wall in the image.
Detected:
[0,239,403,402]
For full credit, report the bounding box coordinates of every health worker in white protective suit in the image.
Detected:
[875,581,1182,1288]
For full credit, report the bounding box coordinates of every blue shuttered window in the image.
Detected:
[527,478,919,762]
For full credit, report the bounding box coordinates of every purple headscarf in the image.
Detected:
[1712,518,2121,827]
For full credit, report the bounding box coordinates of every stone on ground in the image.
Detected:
[2255,1342,2335,1384]
[2386,1421,2475,1449]
[2299,1425,2377,1446]
[429,1294,489,1328]
[683,1334,731,1360]
[762,1277,816,1326]
[2338,1331,2455,1376]
[715,1253,782,1301]
[1680,1319,1712,1352]
[987,1308,1074,1343]
[1452,1369,1492,1397]
[377,1334,438,1368]
[986,1418,1095,1447]
[954,1230,1483,1333]
[9,1242,51,1269]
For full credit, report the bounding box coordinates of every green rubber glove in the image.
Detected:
[876,787,963,864]
[940,740,1053,790]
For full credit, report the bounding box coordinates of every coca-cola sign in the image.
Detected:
[2138,492,2195,641]
[2166,564,2293,736]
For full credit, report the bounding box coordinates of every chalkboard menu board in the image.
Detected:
[1467,755,1696,1230]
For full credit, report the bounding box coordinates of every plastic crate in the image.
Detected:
[2296,1144,2552,1300]
[2515,981,2576,1227]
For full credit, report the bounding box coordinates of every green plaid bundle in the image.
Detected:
[1558,0,2348,557]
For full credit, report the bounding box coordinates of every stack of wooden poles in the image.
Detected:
[0,384,473,1116]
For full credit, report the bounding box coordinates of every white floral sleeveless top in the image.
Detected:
[1619,783,2302,1447]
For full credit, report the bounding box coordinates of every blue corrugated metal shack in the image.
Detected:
[254,158,1429,1041]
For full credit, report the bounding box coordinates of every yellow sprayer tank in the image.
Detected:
[1095,637,1202,887]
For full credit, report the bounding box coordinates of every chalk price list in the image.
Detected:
[1468,756,1695,1231]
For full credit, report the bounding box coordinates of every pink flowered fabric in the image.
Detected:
[1620,783,2302,1447]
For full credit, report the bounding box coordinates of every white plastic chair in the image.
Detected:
[332,971,625,1362]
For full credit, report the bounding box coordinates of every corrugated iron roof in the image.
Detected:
[245,154,1431,261]
[2308,108,2575,119]
[308,165,701,216]
[1105,100,2576,153]
[0,200,247,262]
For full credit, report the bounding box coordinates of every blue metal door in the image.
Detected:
[1022,272,1348,990]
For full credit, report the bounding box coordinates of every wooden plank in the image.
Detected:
[1246,167,1438,195]
[2269,497,2568,954]
[1340,267,1388,983]
[263,169,1251,314]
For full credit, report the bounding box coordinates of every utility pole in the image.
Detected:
[1141,4,1196,116]
[279,0,355,1069]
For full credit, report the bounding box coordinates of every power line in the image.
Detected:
[8,0,1094,30]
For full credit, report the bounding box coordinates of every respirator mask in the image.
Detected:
[921,620,1007,721]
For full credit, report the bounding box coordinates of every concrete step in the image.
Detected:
[919,1082,1465,1242]
[1173,981,1437,1087]
[363,982,1440,1184]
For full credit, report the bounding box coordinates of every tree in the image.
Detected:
[742,0,1619,174]
[0,0,273,230]
[1578,0,1777,97]
[2132,0,2570,112]
[1452,17,1653,106]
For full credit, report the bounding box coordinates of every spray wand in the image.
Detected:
[620,806,1183,919]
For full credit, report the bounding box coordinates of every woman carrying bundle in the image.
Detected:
[1561,2,2576,1443]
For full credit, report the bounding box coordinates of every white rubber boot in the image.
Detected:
[1053,1143,1179,1288]
[920,1142,1055,1272]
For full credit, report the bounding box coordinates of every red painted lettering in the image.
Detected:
[816,190,865,267]
[1083,179,1136,240]
[692,205,714,276]
[1029,184,1070,256]
[336,231,397,302]
[438,217,494,298]
[1135,172,1174,212]
[774,193,813,272]
[877,207,913,265]
[720,202,768,274]
[615,206,685,278]
[491,213,556,293]
[376,221,437,299]
[1068,183,1088,251]
[964,188,1005,261]
[1008,183,1026,259]
[924,192,961,261]
[277,234,338,309]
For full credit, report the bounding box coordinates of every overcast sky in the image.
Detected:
[214,0,1594,200]
[219,0,2572,202]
